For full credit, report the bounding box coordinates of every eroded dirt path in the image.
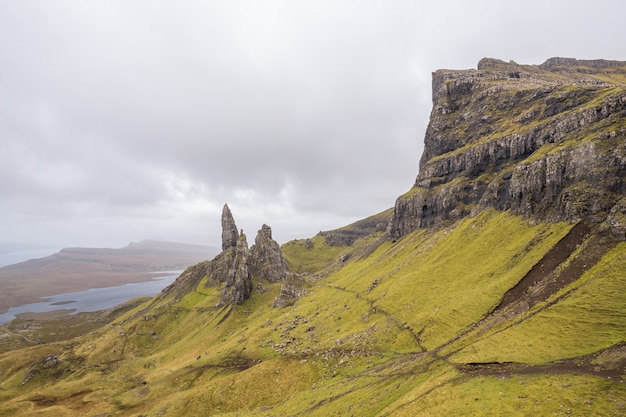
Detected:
[439,224,618,355]
[459,342,626,381]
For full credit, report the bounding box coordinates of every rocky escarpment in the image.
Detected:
[318,209,391,246]
[389,57,626,241]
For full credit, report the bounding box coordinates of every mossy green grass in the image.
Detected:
[0,209,624,416]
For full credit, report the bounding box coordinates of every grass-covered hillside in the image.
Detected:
[1,208,624,416]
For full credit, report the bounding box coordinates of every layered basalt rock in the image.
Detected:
[389,57,626,241]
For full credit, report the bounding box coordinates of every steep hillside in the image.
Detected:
[0,58,624,416]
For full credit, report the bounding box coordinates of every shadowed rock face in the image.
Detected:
[221,204,239,251]
[389,57,626,241]
[204,209,290,306]
[249,224,288,283]
[219,233,252,306]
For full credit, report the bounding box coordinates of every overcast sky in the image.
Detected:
[1,0,625,251]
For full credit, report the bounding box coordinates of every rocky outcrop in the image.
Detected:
[389,58,626,241]
[221,204,239,251]
[219,232,253,306]
[160,260,212,302]
[318,210,392,246]
[22,353,62,385]
[273,276,310,308]
[538,57,626,70]
[607,197,626,240]
[249,224,288,283]
[218,224,291,306]
[186,207,292,307]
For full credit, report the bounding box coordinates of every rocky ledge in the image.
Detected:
[389,57,626,241]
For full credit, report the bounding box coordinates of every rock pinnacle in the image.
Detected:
[221,204,239,251]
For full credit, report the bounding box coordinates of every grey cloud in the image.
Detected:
[1,0,625,248]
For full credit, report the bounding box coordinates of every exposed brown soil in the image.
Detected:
[462,224,616,342]
[494,222,593,315]
[435,222,625,383]
[460,342,626,381]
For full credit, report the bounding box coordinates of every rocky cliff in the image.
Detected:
[389,57,626,241]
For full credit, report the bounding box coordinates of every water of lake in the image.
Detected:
[0,272,181,325]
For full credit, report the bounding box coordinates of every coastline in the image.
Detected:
[0,272,180,325]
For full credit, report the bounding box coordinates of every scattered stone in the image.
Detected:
[368,278,381,291]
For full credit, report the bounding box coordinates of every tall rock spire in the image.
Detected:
[221,204,239,251]
[249,224,288,283]
[219,232,252,306]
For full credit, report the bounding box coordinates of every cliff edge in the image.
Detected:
[389,57,626,241]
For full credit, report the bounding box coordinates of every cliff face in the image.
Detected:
[389,57,626,241]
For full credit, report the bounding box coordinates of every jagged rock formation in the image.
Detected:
[249,224,288,283]
[389,57,626,241]
[219,232,253,306]
[162,206,290,307]
[202,208,290,306]
[221,204,239,251]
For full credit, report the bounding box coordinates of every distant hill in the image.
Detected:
[0,240,217,313]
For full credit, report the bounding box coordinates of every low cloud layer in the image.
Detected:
[1,0,624,249]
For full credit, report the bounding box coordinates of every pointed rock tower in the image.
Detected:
[219,231,253,306]
[221,204,239,251]
[249,224,288,283]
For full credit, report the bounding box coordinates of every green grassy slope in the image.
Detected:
[1,209,623,416]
